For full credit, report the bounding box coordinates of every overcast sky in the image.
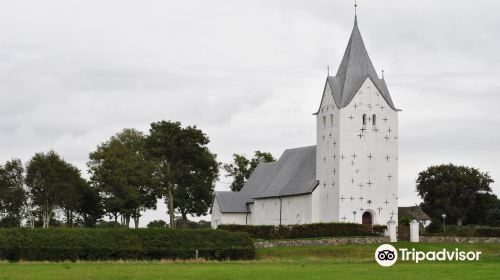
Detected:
[1,0,499,226]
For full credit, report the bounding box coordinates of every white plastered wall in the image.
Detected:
[210,198,248,229]
[251,195,312,225]
[314,81,340,223]
[337,78,399,225]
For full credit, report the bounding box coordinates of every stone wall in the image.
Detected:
[254,236,389,248]
[420,236,500,244]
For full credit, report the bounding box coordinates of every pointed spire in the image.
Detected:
[335,16,378,100]
[329,15,398,110]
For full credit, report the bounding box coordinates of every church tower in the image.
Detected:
[314,15,399,225]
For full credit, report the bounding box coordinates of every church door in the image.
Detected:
[362,212,373,228]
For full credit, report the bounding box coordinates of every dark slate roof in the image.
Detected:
[214,191,248,213]
[253,146,317,199]
[317,16,398,112]
[215,146,318,213]
[399,206,431,220]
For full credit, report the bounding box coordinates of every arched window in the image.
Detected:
[330,114,334,126]
[372,114,376,125]
[322,116,326,127]
[362,114,367,126]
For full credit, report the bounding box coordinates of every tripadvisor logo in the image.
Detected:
[374,244,482,267]
[375,244,398,267]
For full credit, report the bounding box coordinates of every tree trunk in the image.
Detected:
[27,209,35,228]
[42,201,50,228]
[66,209,72,227]
[42,209,50,228]
[132,209,140,229]
[168,184,175,228]
[125,215,130,227]
[178,212,189,228]
[457,217,463,226]
[30,214,35,228]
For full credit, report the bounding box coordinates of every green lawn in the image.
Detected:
[0,243,499,280]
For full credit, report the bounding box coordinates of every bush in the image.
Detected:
[218,223,386,240]
[486,208,500,227]
[422,224,500,237]
[0,228,255,261]
[425,219,442,233]
[475,227,500,237]
[95,221,125,228]
[147,220,168,228]
[399,216,411,226]
[175,219,211,229]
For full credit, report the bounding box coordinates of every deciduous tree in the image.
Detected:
[223,151,275,191]
[416,164,494,226]
[146,121,219,227]
[88,129,157,228]
[0,159,26,227]
[25,151,86,227]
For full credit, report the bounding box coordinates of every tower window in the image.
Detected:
[323,116,326,127]
[372,114,376,125]
[362,114,367,126]
[330,114,334,126]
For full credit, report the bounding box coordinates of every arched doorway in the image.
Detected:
[362,212,373,227]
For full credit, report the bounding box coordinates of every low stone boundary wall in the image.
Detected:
[254,236,389,248]
[420,236,500,243]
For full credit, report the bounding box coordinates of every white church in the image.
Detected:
[212,15,399,228]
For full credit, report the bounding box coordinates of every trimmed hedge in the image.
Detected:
[0,228,255,261]
[476,227,500,237]
[422,225,500,237]
[218,223,386,240]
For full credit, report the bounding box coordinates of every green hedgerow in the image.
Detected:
[0,228,255,261]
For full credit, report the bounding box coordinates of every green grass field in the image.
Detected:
[0,243,499,280]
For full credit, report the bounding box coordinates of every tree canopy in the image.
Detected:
[25,151,90,227]
[223,151,275,191]
[146,120,219,227]
[88,128,157,228]
[416,163,495,226]
[0,159,26,227]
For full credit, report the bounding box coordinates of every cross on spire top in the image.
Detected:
[354,0,358,17]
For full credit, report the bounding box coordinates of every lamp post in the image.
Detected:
[441,213,447,233]
[353,210,357,223]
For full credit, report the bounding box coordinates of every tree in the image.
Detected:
[223,151,275,191]
[25,151,87,227]
[463,193,500,225]
[146,121,219,227]
[0,159,27,227]
[88,129,157,228]
[175,147,219,221]
[77,183,104,227]
[486,208,500,226]
[58,164,87,227]
[416,164,494,226]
